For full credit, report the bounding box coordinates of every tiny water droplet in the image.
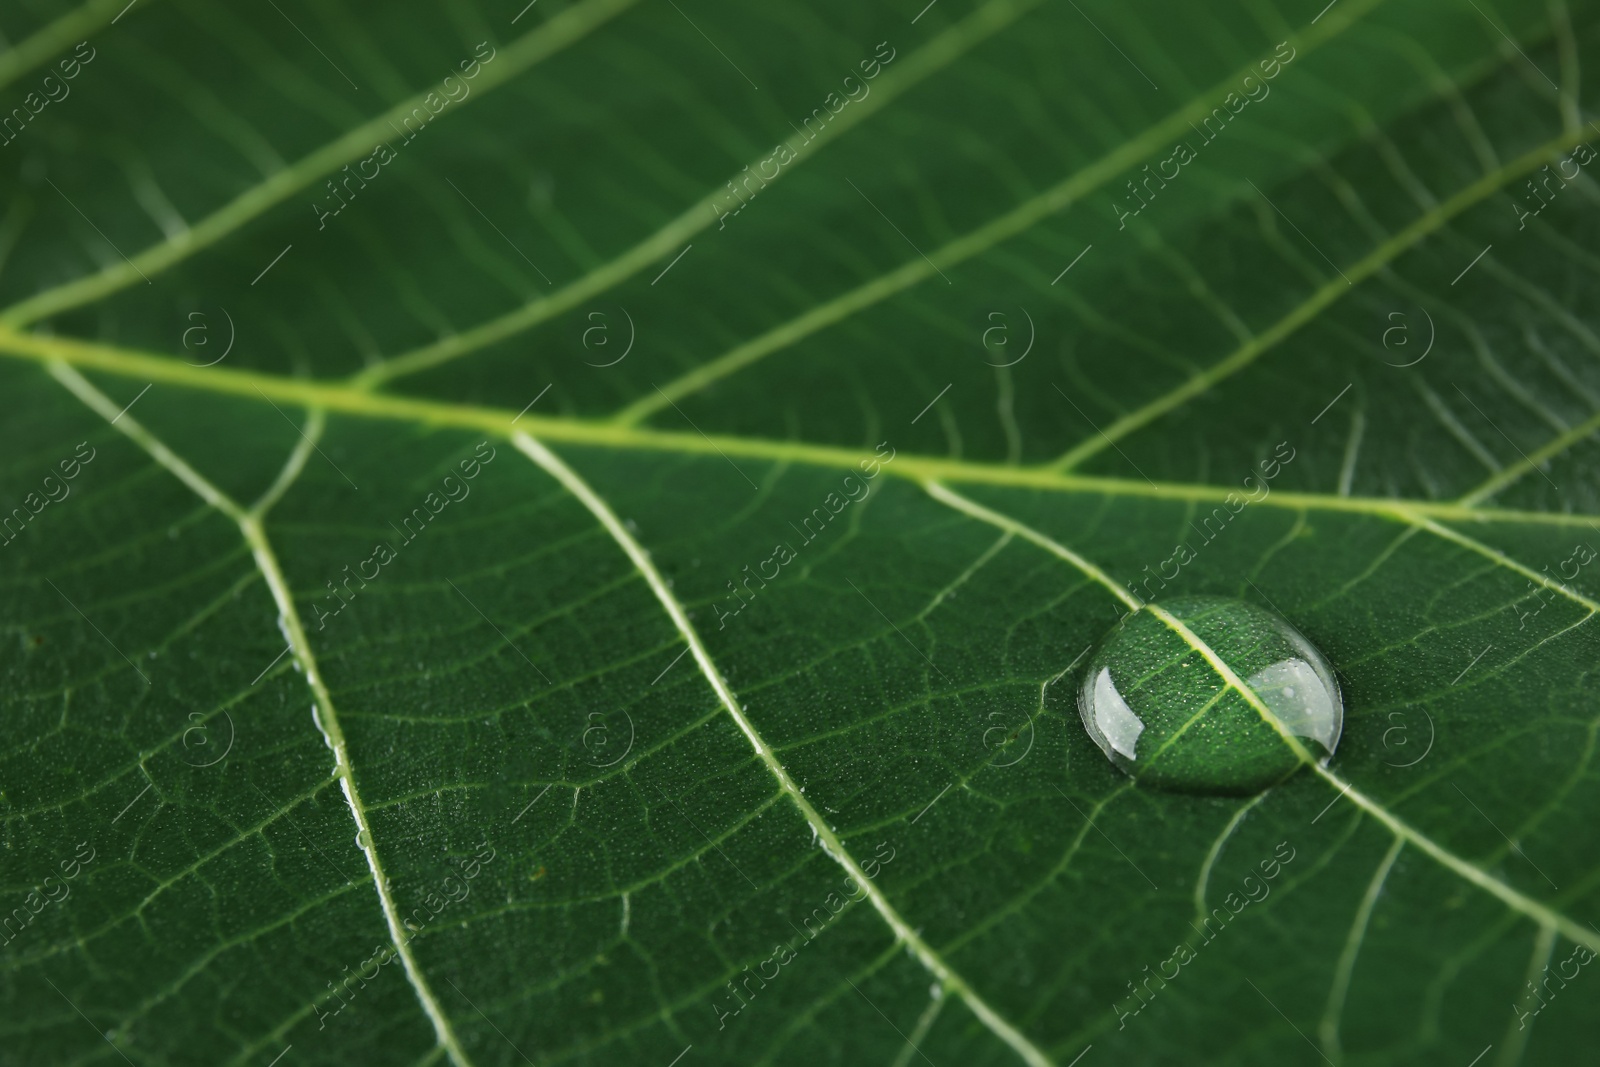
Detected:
[1077,596,1341,795]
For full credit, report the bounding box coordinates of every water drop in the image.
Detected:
[1077,596,1341,795]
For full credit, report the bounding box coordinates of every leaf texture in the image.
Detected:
[2,1,1599,1065]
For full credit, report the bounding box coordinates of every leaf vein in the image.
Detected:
[509,430,1059,1067]
[44,361,479,1067]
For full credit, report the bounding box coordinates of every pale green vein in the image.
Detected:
[1319,837,1405,1064]
[621,0,1390,426]
[0,0,150,94]
[508,430,1057,1067]
[890,990,947,1067]
[1193,791,1271,921]
[1418,378,1501,473]
[745,930,905,1067]
[917,529,1013,620]
[1338,408,1365,497]
[355,0,1044,389]
[1498,923,1558,1067]
[2,776,342,973]
[1051,123,1600,471]
[937,781,1137,958]
[99,880,364,1047]
[1147,602,1600,956]
[923,480,1141,611]
[46,360,246,522]
[921,480,1600,956]
[5,325,1600,532]
[0,0,637,327]
[1459,406,1600,505]
[413,1046,450,1067]
[44,362,479,1067]
[247,516,486,1067]
[1400,512,1600,615]
[250,406,325,516]
[1554,0,1581,133]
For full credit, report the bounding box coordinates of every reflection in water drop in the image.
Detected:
[1247,658,1337,751]
[1077,596,1342,795]
[1090,666,1143,759]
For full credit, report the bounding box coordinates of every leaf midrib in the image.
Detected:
[2,327,1589,531]
[34,295,1599,1067]
[10,0,1581,512]
[11,2,1595,1063]
[6,0,1397,399]
[40,351,1067,1067]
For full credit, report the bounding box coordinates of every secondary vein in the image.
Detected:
[1051,123,1600,472]
[618,0,1391,426]
[0,0,638,327]
[45,361,479,1067]
[509,430,1058,1067]
[357,0,1045,390]
[1148,603,1600,956]
[0,0,146,93]
[921,479,1600,958]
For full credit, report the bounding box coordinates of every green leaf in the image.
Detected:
[2,1,1598,1065]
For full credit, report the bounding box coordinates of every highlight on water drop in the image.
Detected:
[1076,596,1341,795]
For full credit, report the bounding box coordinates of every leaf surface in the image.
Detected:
[2,1,1598,1065]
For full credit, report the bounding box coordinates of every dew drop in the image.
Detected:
[1077,596,1342,795]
